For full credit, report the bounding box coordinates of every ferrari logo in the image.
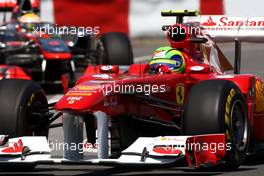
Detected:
[176,85,184,105]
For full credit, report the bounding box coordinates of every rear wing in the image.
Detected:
[162,11,264,74]
[160,11,264,42]
[198,16,264,43]
[160,10,235,73]
[0,0,39,12]
[197,16,264,73]
[165,13,264,74]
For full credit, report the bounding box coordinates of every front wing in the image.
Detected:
[0,134,226,168]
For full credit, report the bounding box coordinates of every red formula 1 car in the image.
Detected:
[0,10,263,171]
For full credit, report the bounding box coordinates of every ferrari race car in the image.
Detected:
[0,0,133,85]
[0,10,263,171]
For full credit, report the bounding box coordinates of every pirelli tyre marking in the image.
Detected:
[27,93,36,107]
[176,84,184,105]
[255,79,264,113]
[225,88,236,141]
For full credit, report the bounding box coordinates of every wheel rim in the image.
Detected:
[230,99,248,151]
[27,93,48,136]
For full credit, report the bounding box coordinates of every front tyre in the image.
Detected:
[183,80,250,170]
[100,32,133,65]
[0,79,48,137]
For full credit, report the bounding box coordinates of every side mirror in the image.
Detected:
[188,37,208,43]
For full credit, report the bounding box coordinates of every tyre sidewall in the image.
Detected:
[16,83,48,136]
[221,86,249,168]
[100,32,133,65]
[0,80,47,137]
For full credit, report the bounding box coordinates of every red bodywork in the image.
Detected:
[0,65,30,80]
[21,32,72,60]
[185,134,226,167]
[0,0,39,10]
[41,51,71,60]
[54,36,264,143]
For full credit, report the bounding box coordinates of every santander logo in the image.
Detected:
[202,16,264,27]
[202,16,217,26]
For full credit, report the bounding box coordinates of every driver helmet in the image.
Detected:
[18,13,41,23]
[18,13,40,32]
[149,46,186,73]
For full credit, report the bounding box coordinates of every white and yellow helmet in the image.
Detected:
[18,13,40,23]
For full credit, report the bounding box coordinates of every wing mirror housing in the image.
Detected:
[188,37,208,43]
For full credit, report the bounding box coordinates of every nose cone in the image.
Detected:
[54,85,105,112]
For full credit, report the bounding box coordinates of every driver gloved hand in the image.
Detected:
[155,64,171,74]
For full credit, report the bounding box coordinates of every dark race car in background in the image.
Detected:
[0,0,133,86]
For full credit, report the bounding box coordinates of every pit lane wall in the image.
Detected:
[41,0,264,37]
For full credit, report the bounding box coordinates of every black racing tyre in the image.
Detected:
[100,32,133,65]
[183,80,250,170]
[110,115,178,158]
[110,116,138,158]
[0,79,48,137]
